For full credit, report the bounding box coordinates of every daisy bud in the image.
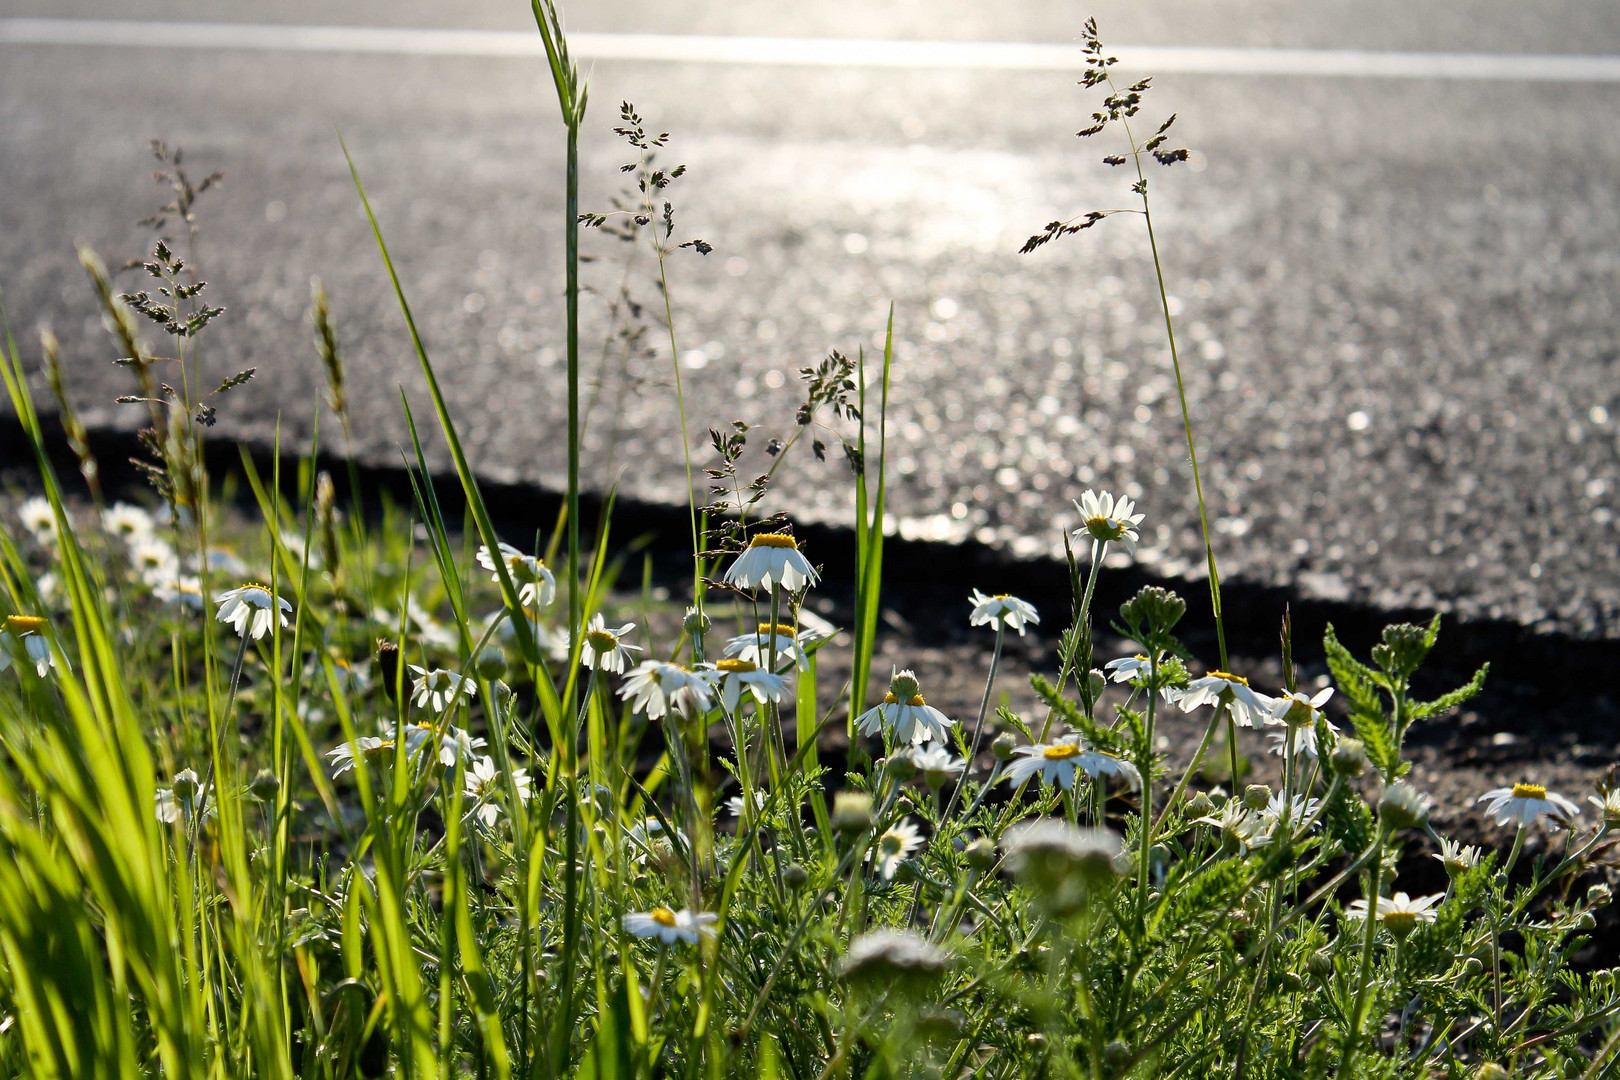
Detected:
[1462,957,1485,977]
[992,733,1018,760]
[1330,737,1368,778]
[1587,883,1611,908]
[1103,1041,1131,1069]
[832,791,875,834]
[1306,949,1333,978]
[1575,911,1597,931]
[1472,1065,1510,1080]
[783,862,809,889]
[885,752,919,783]
[249,769,281,801]
[171,769,200,799]
[1242,784,1272,811]
[964,836,998,871]
[683,606,710,638]
[1185,791,1214,817]
[476,648,508,681]
[1379,781,1432,830]
[1087,669,1106,700]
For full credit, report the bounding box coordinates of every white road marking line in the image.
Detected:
[4,18,1620,82]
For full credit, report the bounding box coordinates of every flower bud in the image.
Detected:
[1378,781,1432,830]
[783,862,809,889]
[1185,791,1214,817]
[1574,911,1598,932]
[1087,669,1107,700]
[171,769,200,798]
[476,648,508,681]
[683,606,710,638]
[1242,784,1272,811]
[1306,949,1333,978]
[963,836,997,872]
[1102,1041,1131,1069]
[992,733,1018,760]
[1330,738,1367,778]
[1462,956,1485,977]
[249,768,281,801]
[1472,1064,1510,1080]
[1587,883,1612,908]
[885,753,918,783]
[832,792,874,834]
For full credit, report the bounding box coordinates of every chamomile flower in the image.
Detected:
[721,622,818,672]
[154,769,213,823]
[1074,489,1144,554]
[393,721,486,768]
[18,496,58,541]
[102,501,154,541]
[476,542,557,610]
[1104,652,1181,703]
[1176,670,1276,728]
[967,590,1040,636]
[409,667,477,712]
[1477,783,1580,829]
[623,907,717,944]
[855,669,955,746]
[1260,792,1321,830]
[912,745,965,787]
[1004,734,1143,792]
[129,537,179,583]
[463,755,532,826]
[215,583,293,641]
[1343,891,1444,939]
[0,615,56,677]
[1433,837,1483,876]
[870,818,924,881]
[619,660,714,720]
[704,659,791,714]
[1193,801,1274,854]
[327,736,393,776]
[579,614,641,673]
[724,790,767,819]
[1588,790,1620,827]
[723,531,819,592]
[1269,687,1335,728]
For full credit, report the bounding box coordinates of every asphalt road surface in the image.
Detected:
[4,1,1620,637]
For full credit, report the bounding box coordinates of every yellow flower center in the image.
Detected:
[749,533,799,549]
[1043,743,1083,760]
[993,593,1010,600]
[650,906,678,927]
[239,582,273,594]
[715,659,756,673]
[1380,911,1418,932]
[585,630,618,652]
[1511,783,1547,800]
[4,615,46,635]
[756,623,797,636]
[1207,670,1249,686]
[882,692,927,707]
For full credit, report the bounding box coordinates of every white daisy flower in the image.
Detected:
[102,501,155,541]
[1343,890,1444,938]
[1265,720,1341,760]
[1477,783,1580,829]
[721,622,818,672]
[1176,670,1276,728]
[724,790,767,819]
[1193,801,1275,855]
[409,666,477,712]
[1588,790,1620,827]
[1433,836,1483,876]
[476,542,557,610]
[215,583,293,641]
[1260,792,1320,829]
[0,615,56,677]
[18,496,58,541]
[912,745,965,787]
[623,906,717,944]
[579,614,641,673]
[619,660,715,720]
[393,721,487,768]
[130,537,179,583]
[463,754,533,826]
[967,590,1040,636]
[1003,734,1143,792]
[153,769,213,824]
[1104,652,1181,703]
[704,659,790,715]
[1269,687,1335,728]
[327,735,393,776]
[1074,489,1144,554]
[722,531,819,592]
[151,571,206,610]
[855,669,955,746]
[870,818,924,881]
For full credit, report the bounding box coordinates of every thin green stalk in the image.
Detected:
[1341,824,1391,1074]
[942,622,1004,823]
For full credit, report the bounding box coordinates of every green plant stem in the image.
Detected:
[1341,824,1391,1075]
[942,623,1004,823]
